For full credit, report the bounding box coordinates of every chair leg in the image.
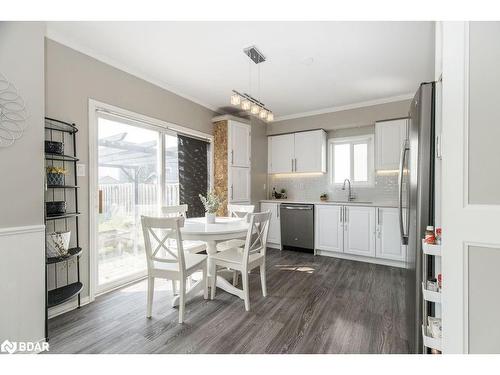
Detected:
[171,280,177,295]
[146,277,154,318]
[179,278,186,324]
[232,270,239,286]
[210,263,217,300]
[242,270,250,311]
[260,263,267,297]
[203,264,208,300]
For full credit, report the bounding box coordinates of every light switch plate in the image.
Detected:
[76,164,86,177]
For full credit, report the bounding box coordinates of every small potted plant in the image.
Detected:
[46,166,66,186]
[199,191,221,224]
[320,193,328,201]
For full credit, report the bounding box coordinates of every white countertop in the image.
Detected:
[259,199,398,208]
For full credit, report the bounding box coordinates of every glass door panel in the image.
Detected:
[164,133,180,206]
[97,116,160,292]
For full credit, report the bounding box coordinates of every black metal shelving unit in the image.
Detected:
[44,117,81,340]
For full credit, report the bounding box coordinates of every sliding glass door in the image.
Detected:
[97,115,163,292]
[95,110,210,294]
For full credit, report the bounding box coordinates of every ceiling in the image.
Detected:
[46,21,435,120]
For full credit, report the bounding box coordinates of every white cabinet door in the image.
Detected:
[375,118,407,170]
[261,202,281,245]
[344,206,376,257]
[375,207,406,261]
[294,130,327,173]
[315,204,343,252]
[268,134,294,174]
[229,121,251,168]
[229,167,250,203]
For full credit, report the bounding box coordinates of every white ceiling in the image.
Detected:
[46,21,435,120]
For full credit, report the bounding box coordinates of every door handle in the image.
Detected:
[98,190,103,214]
[398,140,409,245]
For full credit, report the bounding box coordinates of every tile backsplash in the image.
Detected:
[268,172,399,203]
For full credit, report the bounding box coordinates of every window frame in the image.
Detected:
[328,135,375,187]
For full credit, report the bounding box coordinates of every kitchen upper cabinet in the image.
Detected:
[375,118,407,170]
[343,206,376,257]
[229,167,250,203]
[375,207,406,262]
[294,130,327,173]
[260,202,281,246]
[315,205,343,253]
[268,134,295,174]
[268,130,326,174]
[229,120,251,168]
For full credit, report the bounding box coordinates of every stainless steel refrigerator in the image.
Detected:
[399,82,436,354]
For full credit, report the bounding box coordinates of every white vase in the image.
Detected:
[206,212,216,224]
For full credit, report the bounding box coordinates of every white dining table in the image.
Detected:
[171,216,249,307]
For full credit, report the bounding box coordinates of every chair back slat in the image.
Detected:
[242,211,271,265]
[228,204,255,218]
[141,216,186,272]
[161,204,188,218]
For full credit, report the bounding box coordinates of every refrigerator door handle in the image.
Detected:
[398,140,409,245]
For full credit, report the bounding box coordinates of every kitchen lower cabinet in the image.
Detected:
[343,206,376,257]
[314,204,343,253]
[261,202,281,247]
[375,207,406,262]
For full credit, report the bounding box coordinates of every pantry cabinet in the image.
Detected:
[268,129,326,174]
[375,118,407,170]
[213,116,252,214]
[260,202,281,248]
[375,207,406,262]
[343,206,376,257]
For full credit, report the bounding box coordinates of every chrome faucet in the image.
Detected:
[342,179,355,201]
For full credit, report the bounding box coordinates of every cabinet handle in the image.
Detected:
[339,207,342,222]
[291,158,294,172]
[277,204,279,218]
[230,184,234,200]
[294,158,297,171]
[231,150,234,165]
[98,190,103,214]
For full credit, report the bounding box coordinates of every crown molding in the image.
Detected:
[45,28,219,113]
[273,93,415,122]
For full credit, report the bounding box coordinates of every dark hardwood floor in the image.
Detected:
[47,249,409,354]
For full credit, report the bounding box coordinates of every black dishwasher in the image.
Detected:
[280,203,314,253]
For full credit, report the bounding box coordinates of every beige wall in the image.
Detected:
[45,39,217,301]
[267,99,412,135]
[0,22,45,228]
[250,117,268,204]
[0,21,46,345]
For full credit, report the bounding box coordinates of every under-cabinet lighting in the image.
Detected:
[376,170,399,175]
[271,172,324,178]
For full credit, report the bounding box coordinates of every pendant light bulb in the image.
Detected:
[230,93,241,106]
[267,112,274,122]
[251,103,260,115]
[259,108,268,119]
[241,99,251,111]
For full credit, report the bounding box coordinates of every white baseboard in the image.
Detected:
[48,295,91,319]
[316,250,406,268]
[267,243,282,250]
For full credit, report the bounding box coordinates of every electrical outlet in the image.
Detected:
[76,164,86,177]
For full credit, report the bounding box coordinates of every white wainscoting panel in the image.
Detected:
[0,225,45,343]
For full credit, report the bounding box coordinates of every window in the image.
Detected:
[329,135,374,186]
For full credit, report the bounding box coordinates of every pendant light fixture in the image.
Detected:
[230,45,274,122]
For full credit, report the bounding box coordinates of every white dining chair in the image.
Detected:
[161,204,207,294]
[161,205,207,254]
[216,204,255,252]
[141,215,208,323]
[210,211,271,311]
